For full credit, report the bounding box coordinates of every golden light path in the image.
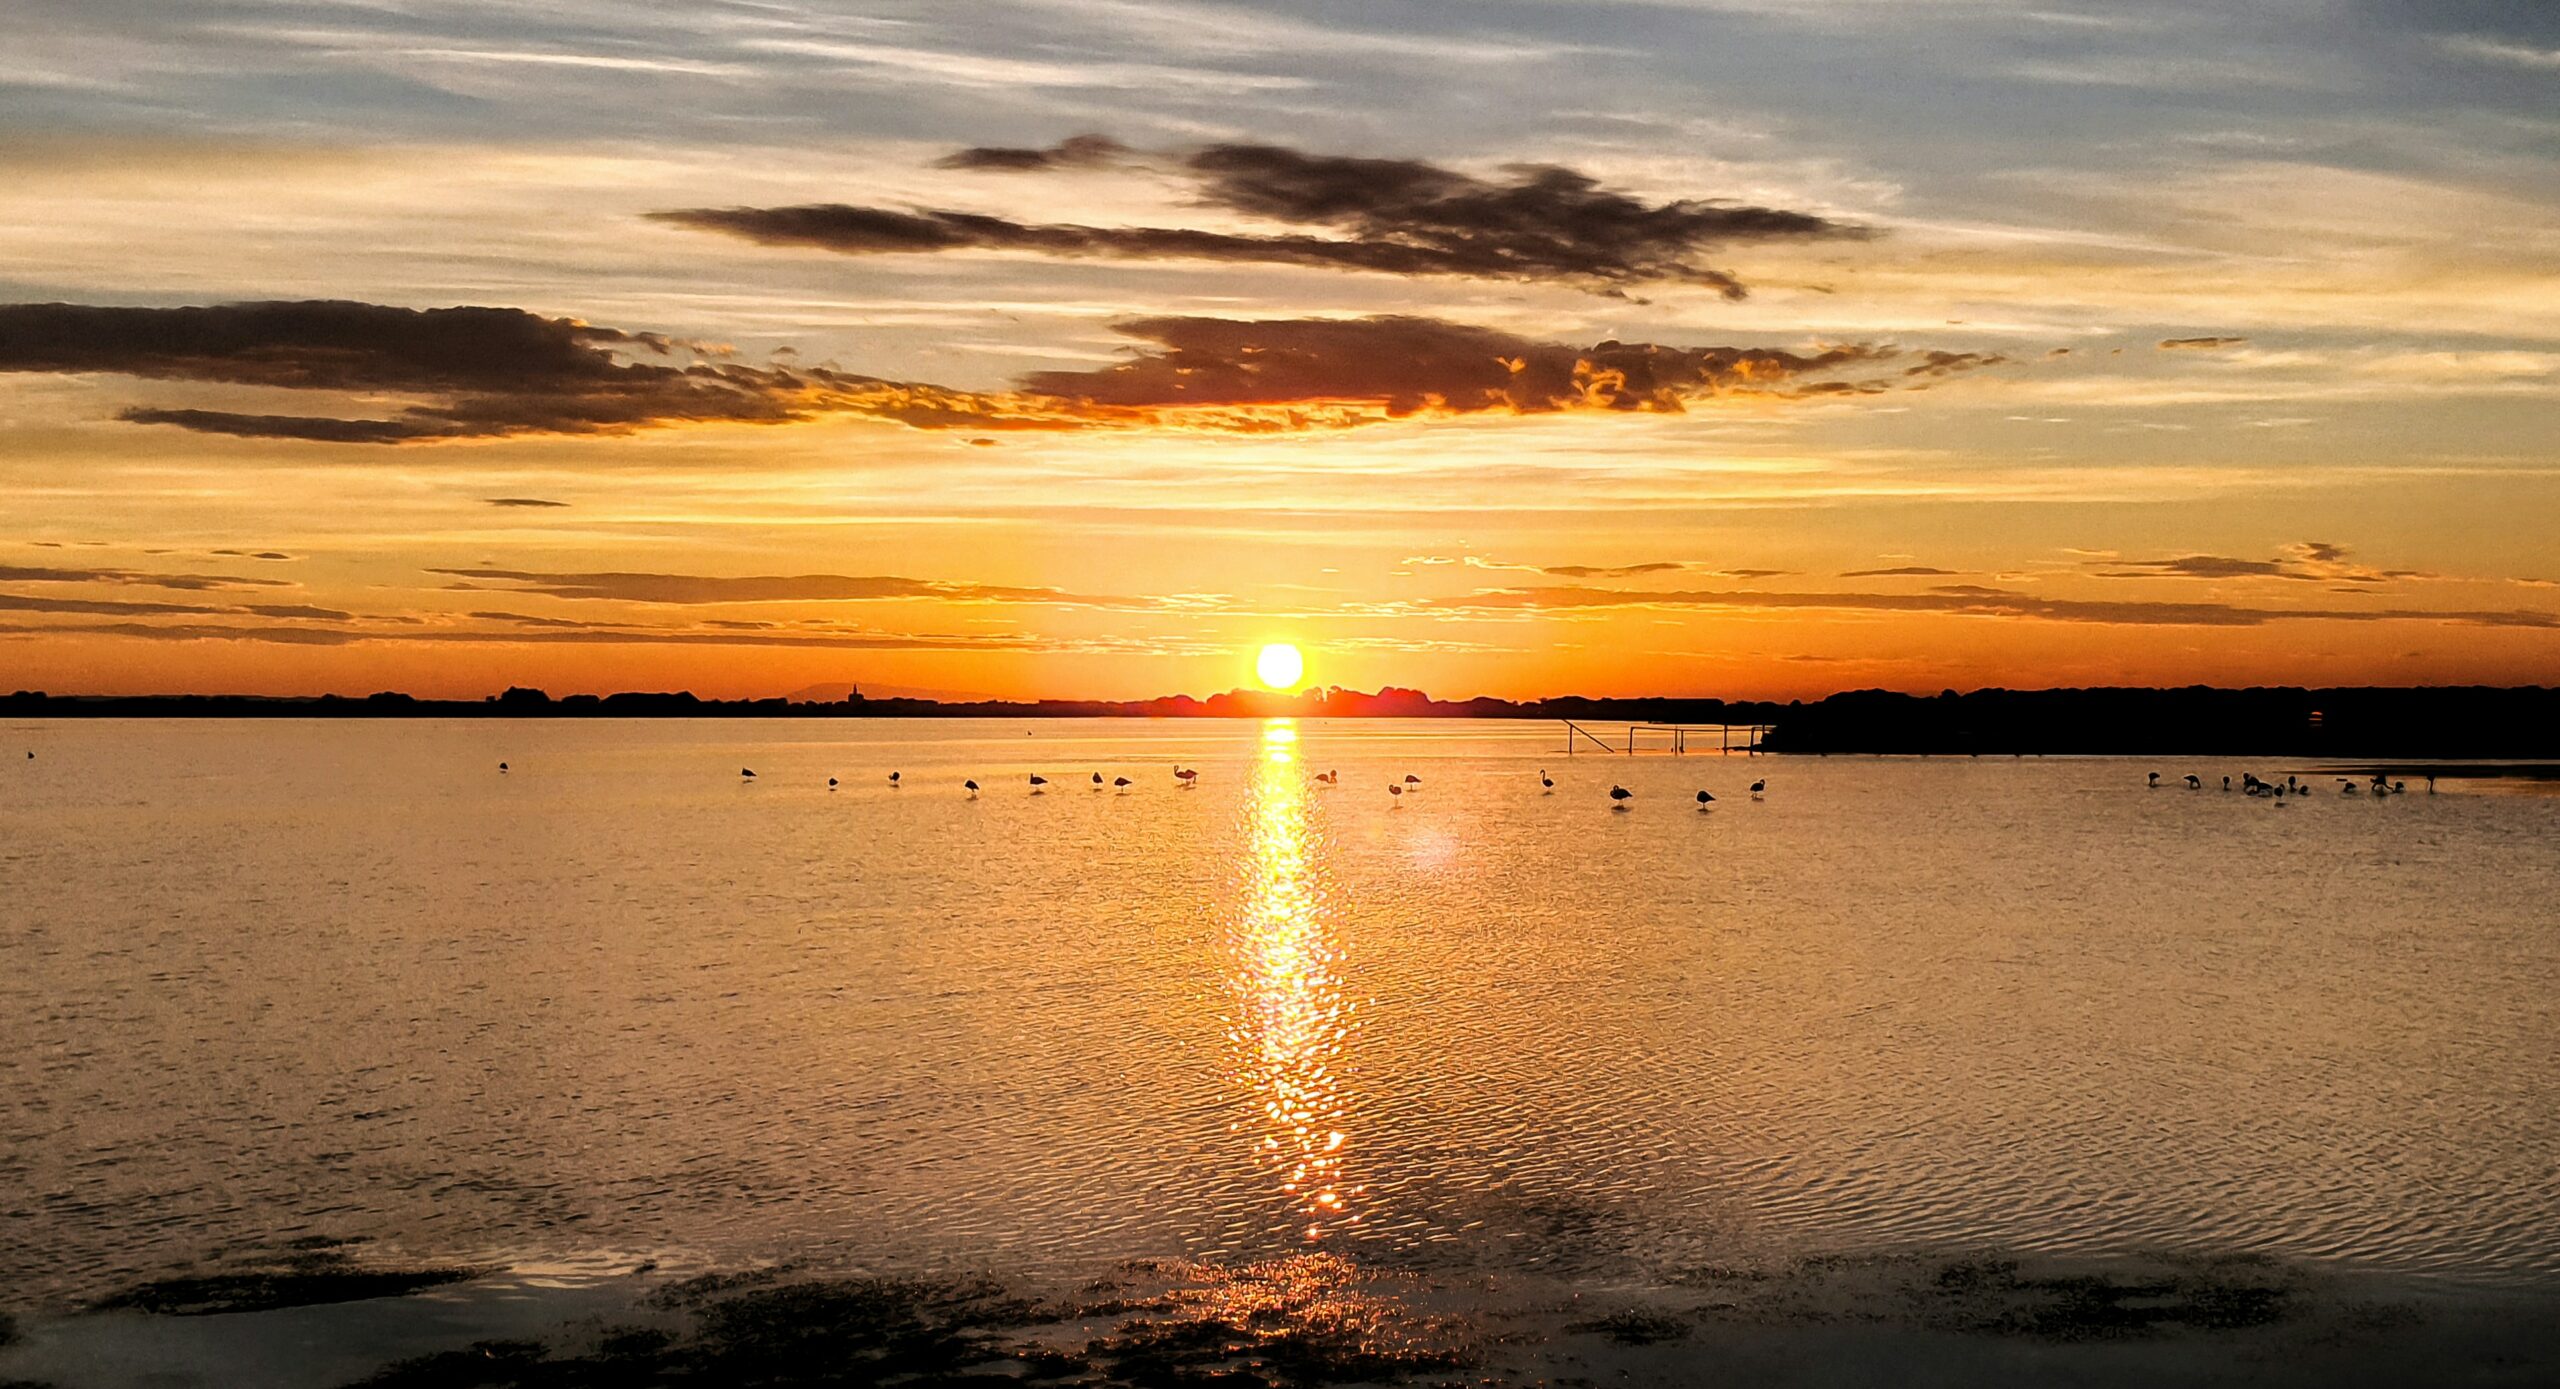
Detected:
[1227,719,1360,1242]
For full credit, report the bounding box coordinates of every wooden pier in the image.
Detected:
[1562,720,1767,755]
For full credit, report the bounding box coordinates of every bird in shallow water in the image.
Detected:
[498,761,508,773]
[827,777,838,790]
[1092,772,1104,789]
[1403,774,1422,789]
[1314,769,1338,784]
[1610,785,1632,807]
[1387,782,1404,804]
[889,771,901,788]
[1750,778,1766,795]
[741,768,756,779]
[1539,769,1554,793]
[964,779,979,797]
[1696,790,1715,809]
[2185,774,2202,789]
[1174,766,1198,788]
[1029,774,1048,793]
[1113,776,1132,791]
[2147,772,2161,787]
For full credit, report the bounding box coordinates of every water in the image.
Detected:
[4,718,2557,1311]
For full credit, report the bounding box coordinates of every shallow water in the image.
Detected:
[3,718,2556,1310]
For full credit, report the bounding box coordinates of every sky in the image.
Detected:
[3,0,2556,701]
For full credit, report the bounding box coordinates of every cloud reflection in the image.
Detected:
[1226,719,1360,1242]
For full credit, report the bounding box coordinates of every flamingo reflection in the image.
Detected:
[1226,720,1360,1243]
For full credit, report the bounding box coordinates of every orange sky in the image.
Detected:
[4,2,2556,699]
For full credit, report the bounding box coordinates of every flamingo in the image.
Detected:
[498,761,508,773]
[1092,772,1105,789]
[1388,782,1403,804]
[827,777,838,790]
[1175,766,1198,788]
[2147,772,2160,787]
[1696,790,1715,809]
[1749,778,1765,795]
[1113,776,1132,792]
[1030,774,1048,794]
[889,771,901,788]
[1539,769,1554,793]
[741,768,756,779]
[1314,770,1338,784]
[964,779,979,797]
[1403,774,1421,788]
[1609,785,1632,807]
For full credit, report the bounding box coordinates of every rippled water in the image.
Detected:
[4,718,2556,1307]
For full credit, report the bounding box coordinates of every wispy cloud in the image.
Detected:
[1419,583,2558,629]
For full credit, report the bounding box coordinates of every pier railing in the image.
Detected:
[1563,720,1766,754]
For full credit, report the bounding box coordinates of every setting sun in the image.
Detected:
[1256,643,1305,690]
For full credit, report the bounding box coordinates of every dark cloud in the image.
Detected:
[2158,336,2248,350]
[1541,561,1689,577]
[935,135,1131,171]
[430,566,1163,609]
[1840,565,1961,577]
[2088,541,2429,585]
[484,497,570,508]
[1903,350,2010,378]
[3,301,1979,443]
[1016,316,1912,416]
[0,591,223,617]
[2093,555,2306,580]
[1420,584,2559,629]
[0,300,878,443]
[0,562,290,592]
[656,138,1865,297]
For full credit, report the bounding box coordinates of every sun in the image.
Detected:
[1255,642,1305,690]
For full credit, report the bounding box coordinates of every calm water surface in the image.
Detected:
[3,718,2556,1307]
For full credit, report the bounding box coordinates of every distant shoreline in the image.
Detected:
[8,685,2558,757]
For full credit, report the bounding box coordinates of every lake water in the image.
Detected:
[4,718,2557,1312]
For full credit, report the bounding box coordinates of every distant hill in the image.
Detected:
[784,681,994,704]
[6,684,2556,757]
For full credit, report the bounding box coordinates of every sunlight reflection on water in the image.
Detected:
[1227,721,1360,1243]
